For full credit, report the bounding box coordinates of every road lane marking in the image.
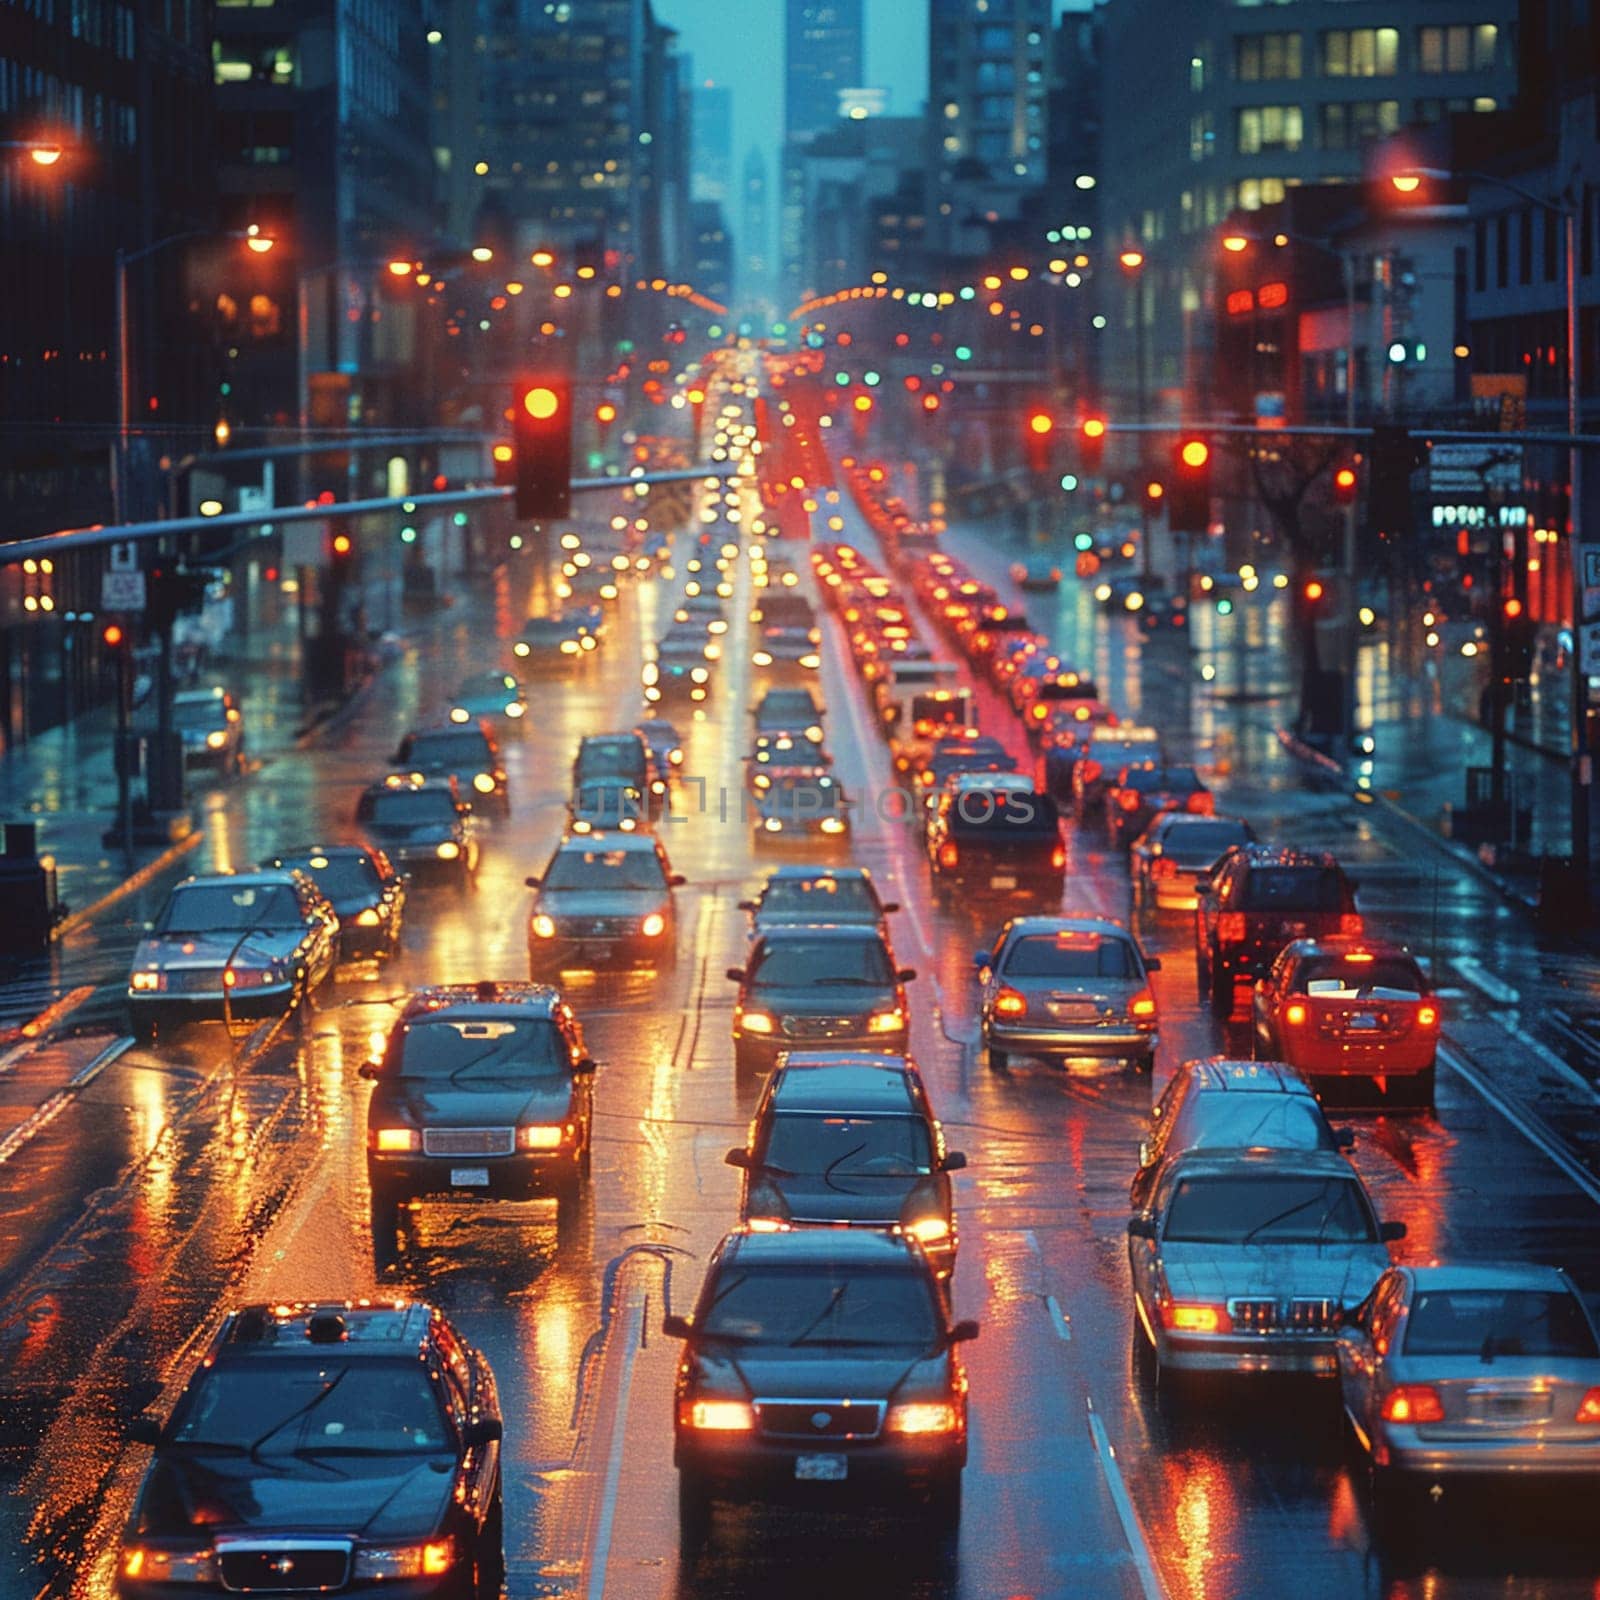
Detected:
[1440,1043,1600,1209]
[1046,1294,1072,1340]
[54,829,204,942]
[1086,1397,1167,1600]
[1490,1014,1600,1102]
[0,1035,133,1167]
[585,1290,646,1600]
[1451,956,1519,1006]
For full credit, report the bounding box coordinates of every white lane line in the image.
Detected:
[1490,1015,1600,1103]
[584,1290,645,1600]
[1451,956,1520,1006]
[0,1035,134,1168]
[1045,1294,1072,1341]
[1440,1044,1600,1209]
[1086,1397,1167,1600]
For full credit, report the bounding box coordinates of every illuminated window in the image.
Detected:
[1418,24,1495,74]
[1236,32,1302,82]
[1320,28,1397,77]
[1236,104,1303,155]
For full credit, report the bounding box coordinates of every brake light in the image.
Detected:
[1119,790,1140,811]
[1130,990,1156,1020]
[1340,913,1363,935]
[1153,857,1176,879]
[1080,760,1102,785]
[1051,845,1066,869]
[1162,1302,1232,1334]
[1217,912,1245,943]
[939,842,959,868]
[1284,1001,1308,1027]
[1416,1004,1439,1028]
[1577,1388,1600,1424]
[1186,791,1214,814]
[994,988,1027,1017]
[1382,1385,1445,1424]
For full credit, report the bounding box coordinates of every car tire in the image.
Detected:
[370,1180,406,1266]
[677,1469,713,1554]
[986,1042,1009,1072]
[1209,962,1234,1021]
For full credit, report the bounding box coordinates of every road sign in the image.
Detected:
[108,541,139,573]
[100,571,147,612]
[1427,442,1522,495]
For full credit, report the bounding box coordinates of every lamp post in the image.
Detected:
[1395,165,1585,905]
[1119,248,1150,576]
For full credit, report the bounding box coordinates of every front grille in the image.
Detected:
[422,1126,514,1157]
[780,1014,861,1040]
[755,1399,884,1440]
[217,1540,352,1593]
[163,967,226,995]
[575,917,633,937]
[1229,1298,1339,1334]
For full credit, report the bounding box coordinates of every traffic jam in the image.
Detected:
[7,349,1600,1600]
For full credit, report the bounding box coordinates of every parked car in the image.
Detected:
[262,844,407,961]
[1131,813,1255,911]
[526,833,685,974]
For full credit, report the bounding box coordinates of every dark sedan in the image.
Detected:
[263,844,407,961]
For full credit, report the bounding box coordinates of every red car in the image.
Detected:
[1251,938,1439,1108]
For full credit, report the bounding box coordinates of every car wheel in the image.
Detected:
[369,1179,406,1267]
[677,1469,713,1554]
[1209,962,1234,1021]
[986,1040,1009,1072]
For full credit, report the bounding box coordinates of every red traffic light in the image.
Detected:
[1304,578,1325,602]
[1333,464,1358,505]
[522,385,561,421]
[1081,417,1107,441]
[331,533,353,557]
[595,402,618,425]
[1146,480,1165,501]
[1028,412,1054,437]
[102,622,125,648]
[1503,596,1524,619]
[1180,439,1209,470]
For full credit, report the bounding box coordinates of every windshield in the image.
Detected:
[275,854,379,900]
[1040,678,1099,701]
[172,1360,450,1454]
[1157,820,1250,861]
[750,937,893,989]
[158,882,303,933]
[1299,957,1423,997]
[459,674,518,699]
[391,1016,566,1080]
[697,1266,939,1347]
[761,776,847,816]
[577,741,646,779]
[361,789,456,825]
[763,1112,933,1177]
[543,847,666,892]
[523,618,574,641]
[911,694,968,726]
[401,732,490,769]
[1163,1175,1377,1245]
[1124,766,1202,794]
[1002,932,1136,979]
[758,692,818,723]
[762,876,877,917]
[947,790,1059,836]
[1403,1288,1599,1358]
[173,697,228,728]
[1243,867,1351,913]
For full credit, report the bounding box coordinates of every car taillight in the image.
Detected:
[1051,845,1066,869]
[1340,913,1363,935]
[1153,858,1176,879]
[1381,1385,1445,1424]
[1162,1302,1232,1334]
[1416,1003,1439,1028]
[1285,1001,1308,1027]
[1081,760,1102,785]
[939,842,959,868]
[1186,792,1214,814]
[1130,990,1156,1020]
[1119,791,1140,811]
[1032,703,1047,721]
[1576,1388,1600,1423]
[1217,912,1245,943]
[993,988,1027,1017]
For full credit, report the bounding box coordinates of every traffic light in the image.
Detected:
[1369,425,1423,537]
[1303,577,1326,604]
[144,566,209,634]
[1079,416,1106,474]
[512,376,573,520]
[1169,435,1211,533]
[1025,411,1055,475]
[595,401,618,435]
[101,621,127,651]
[1145,479,1165,504]
[1332,464,1358,506]
[492,441,515,487]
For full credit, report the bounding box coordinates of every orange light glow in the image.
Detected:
[1119,249,1145,270]
[331,533,352,556]
[1028,412,1054,436]
[523,386,560,420]
[1285,1001,1308,1027]
[1181,439,1209,469]
[1082,417,1106,439]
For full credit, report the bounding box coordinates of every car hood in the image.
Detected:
[695,1345,947,1401]
[537,888,663,918]
[1158,1241,1390,1306]
[381,1079,573,1127]
[137,1450,455,1539]
[767,1172,943,1226]
[134,929,305,970]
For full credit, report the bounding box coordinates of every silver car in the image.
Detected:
[1131,812,1255,911]
[1336,1261,1600,1493]
[1128,1148,1402,1378]
[975,915,1159,1071]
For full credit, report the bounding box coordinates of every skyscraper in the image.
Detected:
[743,146,774,311]
[694,82,734,205]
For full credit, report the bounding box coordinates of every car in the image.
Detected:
[748,727,830,779]
[663,1229,978,1549]
[449,670,528,729]
[727,924,915,1075]
[1196,846,1362,1020]
[738,865,899,940]
[1069,727,1163,825]
[1010,555,1062,592]
[975,916,1159,1071]
[674,588,730,634]
[1335,1262,1600,1504]
[753,685,825,736]
[1130,1057,1353,1213]
[558,563,620,607]
[362,980,596,1234]
[394,722,510,819]
[1037,707,1120,790]
[752,625,822,672]
[751,768,851,849]
[1127,1148,1404,1380]
[1131,813,1256,911]
[886,686,977,778]
[127,869,339,1037]
[568,777,649,834]
[574,731,663,804]
[513,613,594,668]
[170,685,245,775]
[355,774,479,889]
[634,717,685,781]
[726,1053,965,1277]
[1104,762,1214,852]
[118,1300,503,1600]
[923,734,1016,791]
[925,774,1065,905]
[643,631,715,705]
[1251,938,1440,1108]
[526,832,685,974]
[262,844,407,961]
[749,589,816,630]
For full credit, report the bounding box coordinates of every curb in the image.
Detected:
[52,829,205,943]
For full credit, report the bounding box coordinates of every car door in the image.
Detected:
[1254,949,1293,1055]
[1132,1071,1186,1209]
[1337,1272,1401,1440]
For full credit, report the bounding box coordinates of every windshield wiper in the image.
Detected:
[789,1282,849,1346]
[248,1370,350,1462]
[810,975,885,987]
[1240,1183,1333,1245]
[822,1141,868,1193]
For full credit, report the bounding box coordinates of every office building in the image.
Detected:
[693,81,733,204]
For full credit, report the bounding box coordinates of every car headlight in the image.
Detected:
[371,1127,420,1153]
[669,748,683,765]
[684,1399,755,1431]
[353,1539,455,1581]
[506,701,526,718]
[739,1009,775,1034]
[905,1216,951,1246]
[515,641,532,656]
[752,651,774,666]
[867,1008,904,1034]
[708,619,729,634]
[473,772,497,794]
[641,912,667,937]
[517,1124,565,1151]
[355,908,383,928]
[642,663,660,686]
[531,914,557,939]
[819,817,846,834]
[799,654,821,669]
[571,818,593,834]
[436,840,461,860]
[130,970,162,992]
[121,1546,217,1584]
[205,729,228,750]
[886,1401,959,1434]
[449,706,470,723]
[704,642,723,661]
[763,816,783,832]
[580,634,597,651]
[690,667,709,683]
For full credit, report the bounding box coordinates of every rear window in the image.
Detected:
[1298,956,1422,998]
[1241,867,1350,913]
[1123,766,1202,794]
[1157,820,1250,860]
[1002,932,1136,979]
[402,731,490,769]
[1176,1095,1337,1155]
[911,693,970,727]
[762,876,877,917]
[948,790,1059,836]
[1404,1289,1598,1359]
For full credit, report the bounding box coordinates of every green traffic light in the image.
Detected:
[1217,597,1234,614]
[1059,473,1079,492]
[400,526,418,544]
[955,346,972,361]
[452,512,468,527]
[1073,532,1093,551]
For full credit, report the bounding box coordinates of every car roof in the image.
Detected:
[1165,1147,1360,1180]
[553,830,658,853]
[1232,844,1344,870]
[1397,1261,1577,1294]
[720,1227,928,1270]
[217,1300,436,1356]
[1175,1057,1318,1096]
[398,981,564,1022]
[266,844,377,864]
[581,732,644,747]
[1153,812,1246,832]
[362,773,458,794]
[770,1062,921,1112]
[775,1050,915,1072]
[950,771,1035,793]
[1089,724,1158,741]
[406,721,489,738]
[1003,915,1135,942]
[765,864,871,882]
[173,868,307,892]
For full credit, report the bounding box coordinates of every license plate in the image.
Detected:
[1347,1013,1380,1030]
[450,1167,490,1187]
[795,1454,848,1482]
[990,874,1018,890]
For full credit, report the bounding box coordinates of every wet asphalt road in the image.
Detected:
[3,442,1600,1600]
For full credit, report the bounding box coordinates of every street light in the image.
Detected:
[3,139,64,166]
[1394,162,1588,903]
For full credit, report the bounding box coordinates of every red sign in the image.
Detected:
[1226,289,1254,316]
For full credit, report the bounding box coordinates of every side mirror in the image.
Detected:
[946,1319,980,1345]
[881,901,901,914]
[724,1147,752,1169]
[462,1417,503,1448]
[725,967,746,983]
[669,873,688,887]
[662,1313,693,1340]
[524,875,541,889]
[1379,1220,1407,1243]
[941,1150,967,1173]
[127,1414,163,1446]
[1127,1215,1157,1240]
[573,1057,599,1076]
[897,967,918,983]
[1332,1125,1356,1151]
[737,899,757,912]
[1144,956,1162,972]
[972,949,992,968]
[358,1063,380,1081]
